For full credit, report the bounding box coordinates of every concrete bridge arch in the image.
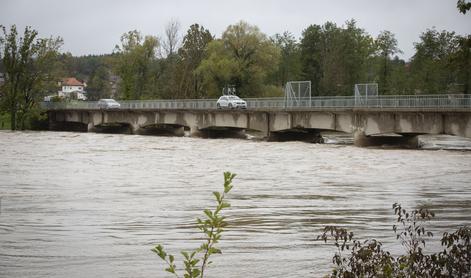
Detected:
[48,108,471,147]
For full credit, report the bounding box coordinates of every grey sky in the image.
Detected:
[1,0,470,60]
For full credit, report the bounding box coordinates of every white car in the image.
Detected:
[97,99,121,109]
[216,95,247,109]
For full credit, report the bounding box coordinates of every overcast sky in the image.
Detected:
[1,0,470,60]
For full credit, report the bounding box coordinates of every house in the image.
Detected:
[57,77,87,100]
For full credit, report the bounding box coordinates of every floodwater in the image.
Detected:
[1,131,471,278]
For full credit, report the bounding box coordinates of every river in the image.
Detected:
[1,131,471,277]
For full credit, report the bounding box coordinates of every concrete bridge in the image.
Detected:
[45,94,471,147]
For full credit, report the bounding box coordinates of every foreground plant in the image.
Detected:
[152,172,236,278]
[319,203,470,277]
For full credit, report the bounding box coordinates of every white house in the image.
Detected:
[58,77,87,100]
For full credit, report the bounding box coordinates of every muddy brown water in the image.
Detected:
[1,131,471,277]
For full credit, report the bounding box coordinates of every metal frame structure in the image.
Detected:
[222,85,236,96]
[284,81,311,108]
[354,83,378,106]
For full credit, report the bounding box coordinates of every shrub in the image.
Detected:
[319,203,470,277]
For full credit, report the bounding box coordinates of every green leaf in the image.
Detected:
[192,269,201,277]
[213,191,222,202]
[221,201,231,209]
[191,258,200,266]
[224,185,233,194]
[204,209,214,220]
[209,247,222,254]
[181,251,189,260]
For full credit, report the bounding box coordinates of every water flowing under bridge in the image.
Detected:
[43,94,471,147]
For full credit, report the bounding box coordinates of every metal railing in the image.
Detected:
[41,94,471,111]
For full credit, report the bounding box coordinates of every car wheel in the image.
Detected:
[228,103,233,109]
[217,103,221,109]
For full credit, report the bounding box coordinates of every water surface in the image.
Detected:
[1,131,471,277]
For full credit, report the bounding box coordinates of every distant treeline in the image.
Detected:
[49,20,471,100]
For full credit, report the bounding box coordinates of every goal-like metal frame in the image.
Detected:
[284,81,312,108]
[354,83,378,105]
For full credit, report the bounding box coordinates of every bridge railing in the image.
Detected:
[120,99,217,110]
[41,94,471,110]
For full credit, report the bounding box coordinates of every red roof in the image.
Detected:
[62,77,84,86]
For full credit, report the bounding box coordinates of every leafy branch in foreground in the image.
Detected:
[319,203,470,277]
[152,172,236,278]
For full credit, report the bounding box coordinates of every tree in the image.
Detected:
[409,28,460,94]
[270,31,302,87]
[375,30,402,94]
[453,35,471,94]
[87,66,111,100]
[177,24,213,98]
[196,21,280,97]
[162,19,181,57]
[113,30,160,99]
[457,0,471,14]
[0,25,62,130]
[300,20,375,96]
[300,24,323,95]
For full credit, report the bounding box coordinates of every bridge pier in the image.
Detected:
[93,123,134,134]
[354,131,419,148]
[193,127,246,139]
[87,122,95,132]
[189,126,201,137]
[268,128,324,143]
[137,124,185,136]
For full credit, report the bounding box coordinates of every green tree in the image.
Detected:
[457,0,471,14]
[155,53,181,99]
[409,28,460,94]
[177,24,213,98]
[196,21,280,98]
[300,20,375,96]
[375,30,402,94]
[270,31,302,87]
[0,25,62,130]
[300,24,323,95]
[113,30,160,99]
[87,66,111,100]
[454,35,471,94]
[387,57,409,95]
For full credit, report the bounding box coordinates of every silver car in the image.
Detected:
[216,95,247,109]
[97,99,121,109]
